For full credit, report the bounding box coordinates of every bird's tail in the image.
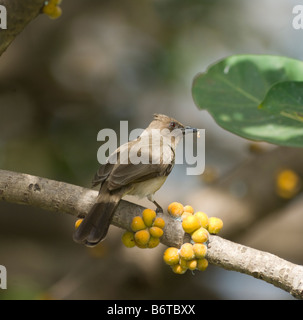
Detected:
[73,190,121,247]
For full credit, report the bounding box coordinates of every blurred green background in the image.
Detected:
[0,0,303,299]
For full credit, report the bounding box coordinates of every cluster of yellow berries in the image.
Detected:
[167,202,223,235]
[163,202,223,274]
[121,209,165,249]
[42,0,62,19]
[75,201,223,276]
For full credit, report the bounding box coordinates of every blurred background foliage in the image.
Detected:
[0,0,303,299]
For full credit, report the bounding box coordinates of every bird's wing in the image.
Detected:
[91,144,122,187]
[91,162,113,187]
[93,139,175,191]
[107,162,173,191]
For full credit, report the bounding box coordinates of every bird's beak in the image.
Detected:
[182,126,198,135]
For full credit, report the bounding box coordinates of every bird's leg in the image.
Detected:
[147,194,163,213]
[153,199,163,213]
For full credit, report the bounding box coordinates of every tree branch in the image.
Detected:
[0,0,46,56]
[207,236,303,299]
[0,169,302,299]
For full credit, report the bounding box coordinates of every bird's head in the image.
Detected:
[147,113,198,147]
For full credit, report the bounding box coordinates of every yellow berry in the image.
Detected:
[148,236,160,248]
[121,231,136,248]
[167,202,184,218]
[171,264,187,274]
[179,243,195,261]
[276,169,301,199]
[194,211,209,228]
[191,227,209,243]
[142,209,156,227]
[149,226,164,238]
[48,6,62,19]
[43,2,62,20]
[179,257,188,268]
[193,243,207,259]
[74,218,83,229]
[182,215,201,234]
[153,217,165,229]
[196,258,208,271]
[163,247,179,265]
[134,229,150,246]
[43,3,56,15]
[186,259,198,270]
[131,216,146,232]
[183,205,194,214]
[135,242,148,249]
[207,217,223,234]
[181,211,193,220]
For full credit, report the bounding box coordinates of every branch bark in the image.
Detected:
[0,0,45,56]
[0,169,303,299]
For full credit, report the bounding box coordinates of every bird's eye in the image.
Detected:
[169,121,176,129]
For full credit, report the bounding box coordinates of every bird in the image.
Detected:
[73,113,197,246]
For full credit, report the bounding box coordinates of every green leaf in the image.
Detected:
[192,55,303,147]
[259,81,303,124]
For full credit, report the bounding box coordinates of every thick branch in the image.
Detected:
[0,0,45,56]
[0,169,302,299]
[207,236,303,299]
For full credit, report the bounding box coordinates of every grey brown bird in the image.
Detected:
[73,114,197,246]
